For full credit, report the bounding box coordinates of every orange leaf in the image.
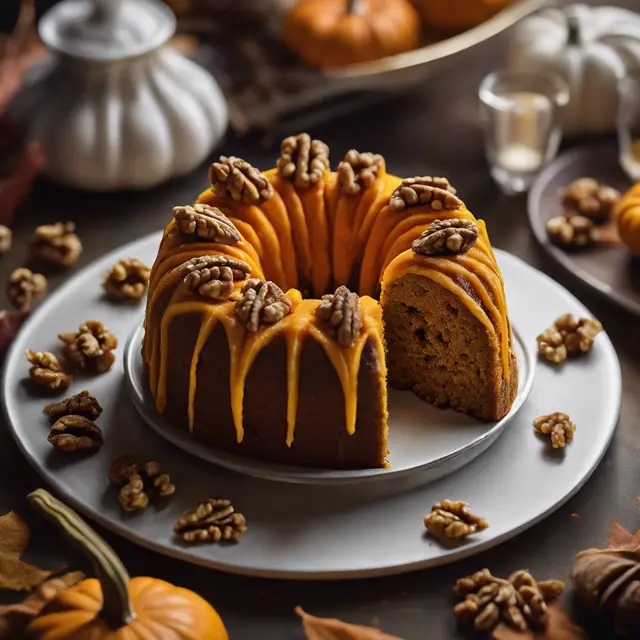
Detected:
[0,511,53,592]
[296,607,405,640]
[0,571,84,638]
[605,520,640,551]
[493,603,586,640]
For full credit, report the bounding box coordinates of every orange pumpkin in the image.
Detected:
[283,0,422,69]
[415,0,515,31]
[615,181,640,255]
[26,489,228,640]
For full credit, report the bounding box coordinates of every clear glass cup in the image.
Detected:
[618,75,640,182]
[479,70,570,195]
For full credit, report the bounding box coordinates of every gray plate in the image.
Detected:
[2,234,621,579]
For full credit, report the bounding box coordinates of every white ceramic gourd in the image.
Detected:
[12,0,228,191]
[506,3,640,136]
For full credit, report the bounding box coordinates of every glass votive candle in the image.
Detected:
[479,70,570,195]
[618,75,640,182]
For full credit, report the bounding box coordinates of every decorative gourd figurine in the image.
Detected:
[26,489,229,639]
[615,181,640,255]
[11,0,227,191]
[282,0,421,69]
[506,4,640,136]
[415,0,515,31]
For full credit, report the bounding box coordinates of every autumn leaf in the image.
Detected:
[0,571,84,638]
[605,520,640,551]
[296,607,405,640]
[492,604,586,640]
[0,511,53,592]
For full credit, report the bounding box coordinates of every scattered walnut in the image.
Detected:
[103,258,151,301]
[424,499,488,540]
[48,415,103,453]
[6,267,47,311]
[108,455,175,512]
[174,497,247,543]
[235,278,292,332]
[337,150,384,195]
[389,177,461,213]
[533,412,576,449]
[277,133,330,189]
[537,314,602,364]
[315,285,362,348]
[178,255,251,300]
[25,349,72,391]
[209,156,274,204]
[454,568,564,633]
[58,321,118,373]
[0,225,12,253]
[546,215,593,248]
[561,178,620,224]
[43,390,103,422]
[29,222,82,268]
[412,218,478,256]
[172,204,241,244]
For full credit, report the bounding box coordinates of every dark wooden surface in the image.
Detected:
[1,6,640,640]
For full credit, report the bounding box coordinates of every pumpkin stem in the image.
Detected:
[347,0,363,15]
[566,14,582,47]
[27,489,135,630]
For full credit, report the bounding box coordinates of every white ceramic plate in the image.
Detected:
[2,233,621,579]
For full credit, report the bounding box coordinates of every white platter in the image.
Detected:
[125,321,533,486]
[2,233,621,579]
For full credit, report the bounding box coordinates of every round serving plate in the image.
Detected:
[124,322,533,486]
[3,233,621,579]
[528,141,640,317]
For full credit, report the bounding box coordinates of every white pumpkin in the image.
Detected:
[506,4,640,136]
[11,0,228,191]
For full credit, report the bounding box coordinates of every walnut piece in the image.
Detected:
[412,218,478,256]
[315,285,362,348]
[533,412,576,449]
[103,258,151,301]
[536,314,602,365]
[209,156,274,205]
[546,215,593,249]
[108,455,175,512]
[277,133,330,189]
[424,499,488,540]
[29,222,82,267]
[58,321,118,373]
[174,497,247,543]
[561,178,620,224]
[172,204,241,244]
[25,350,72,391]
[454,568,564,633]
[235,278,292,332]
[178,255,251,300]
[0,225,13,253]
[48,415,103,453]
[43,390,103,422]
[6,267,47,312]
[337,150,384,195]
[389,177,461,213]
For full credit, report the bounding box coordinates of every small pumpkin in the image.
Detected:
[615,181,640,255]
[282,0,421,69]
[415,0,515,32]
[25,489,228,640]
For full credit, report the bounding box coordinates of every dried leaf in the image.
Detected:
[493,603,586,640]
[296,607,404,640]
[0,571,84,637]
[0,511,53,592]
[0,309,28,361]
[605,520,640,551]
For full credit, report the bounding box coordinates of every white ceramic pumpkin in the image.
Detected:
[506,3,640,136]
[11,0,228,191]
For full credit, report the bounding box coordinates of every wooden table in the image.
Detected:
[1,10,638,639]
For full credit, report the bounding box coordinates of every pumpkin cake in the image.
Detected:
[143,134,518,469]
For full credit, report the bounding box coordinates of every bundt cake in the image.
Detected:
[143,134,518,469]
